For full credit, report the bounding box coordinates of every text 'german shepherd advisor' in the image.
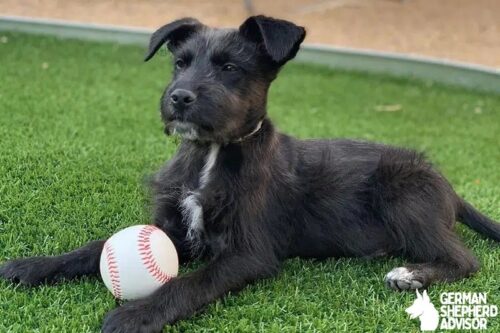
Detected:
[1,16,499,333]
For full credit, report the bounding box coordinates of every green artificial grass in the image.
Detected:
[0,32,498,333]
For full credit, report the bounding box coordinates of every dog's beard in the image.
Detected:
[166,121,200,140]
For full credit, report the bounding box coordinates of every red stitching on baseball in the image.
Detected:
[104,241,122,299]
[138,225,172,284]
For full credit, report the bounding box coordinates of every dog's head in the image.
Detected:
[145,16,306,143]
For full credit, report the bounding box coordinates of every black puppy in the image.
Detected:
[1,16,499,333]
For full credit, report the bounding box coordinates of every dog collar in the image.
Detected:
[233,120,263,143]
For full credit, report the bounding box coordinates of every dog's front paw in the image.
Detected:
[102,300,164,333]
[0,257,60,286]
[384,266,424,291]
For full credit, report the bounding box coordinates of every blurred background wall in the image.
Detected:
[1,0,499,67]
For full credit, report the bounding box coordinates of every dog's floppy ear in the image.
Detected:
[239,15,306,65]
[144,18,202,61]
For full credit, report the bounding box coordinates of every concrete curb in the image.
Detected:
[1,15,499,93]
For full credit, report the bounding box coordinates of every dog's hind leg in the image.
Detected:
[0,240,105,286]
[382,198,480,291]
[384,232,479,291]
[374,149,480,291]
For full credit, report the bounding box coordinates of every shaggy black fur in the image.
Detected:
[1,15,499,333]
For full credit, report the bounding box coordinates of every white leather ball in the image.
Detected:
[100,225,179,300]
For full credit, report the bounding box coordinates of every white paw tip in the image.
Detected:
[385,266,413,281]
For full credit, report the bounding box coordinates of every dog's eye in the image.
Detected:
[222,63,238,72]
[175,59,186,70]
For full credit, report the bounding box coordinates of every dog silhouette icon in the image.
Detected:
[406,289,440,331]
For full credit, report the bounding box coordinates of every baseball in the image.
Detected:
[100,224,179,300]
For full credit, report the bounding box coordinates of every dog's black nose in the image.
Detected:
[170,89,196,108]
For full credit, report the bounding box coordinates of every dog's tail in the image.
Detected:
[457,199,500,242]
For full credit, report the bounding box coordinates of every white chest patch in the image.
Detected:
[180,143,220,242]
